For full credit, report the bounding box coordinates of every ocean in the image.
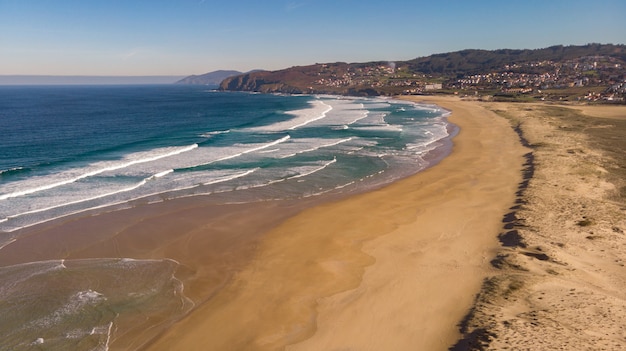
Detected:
[0,85,451,350]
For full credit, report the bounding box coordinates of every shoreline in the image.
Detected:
[0,94,451,237]
[1,95,532,350]
[0,95,460,350]
[143,96,528,350]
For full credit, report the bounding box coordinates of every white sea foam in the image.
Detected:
[152,169,174,179]
[200,130,230,138]
[191,135,291,167]
[347,110,369,125]
[0,166,24,175]
[2,201,121,233]
[335,181,356,189]
[102,321,114,351]
[361,101,392,109]
[0,168,261,233]
[290,158,336,179]
[352,124,403,133]
[0,144,198,201]
[76,289,106,304]
[28,290,106,329]
[7,178,150,219]
[288,100,332,129]
[124,169,260,199]
[347,110,402,133]
[302,179,358,198]
[0,260,69,297]
[202,168,258,186]
[296,99,371,128]
[0,237,17,251]
[246,100,332,132]
[406,123,449,153]
[258,148,280,154]
[278,138,353,159]
[223,159,338,195]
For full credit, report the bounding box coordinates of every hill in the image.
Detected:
[176,70,243,86]
[219,44,626,102]
[405,43,626,75]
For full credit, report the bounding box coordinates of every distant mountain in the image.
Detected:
[175,70,244,85]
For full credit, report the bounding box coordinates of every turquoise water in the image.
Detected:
[0,86,450,236]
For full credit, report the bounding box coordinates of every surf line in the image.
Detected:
[288,100,333,130]
[0,144,198,201]
[213,135,291,163]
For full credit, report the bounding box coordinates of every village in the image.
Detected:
[448,55,625,102]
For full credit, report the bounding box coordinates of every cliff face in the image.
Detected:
[220,72,286,92]
[220,70,307,94]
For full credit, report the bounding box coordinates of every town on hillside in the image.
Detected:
[218,44,626,103]
[310,56,625,102]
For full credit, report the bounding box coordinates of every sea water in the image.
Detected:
[0,258,193,350]
[0,86,450,236]
[0,85,451,349]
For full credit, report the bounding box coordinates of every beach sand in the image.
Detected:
[454,101,626,350]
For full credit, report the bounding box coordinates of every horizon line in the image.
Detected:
[0,75,189,85]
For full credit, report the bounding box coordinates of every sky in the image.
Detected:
[1,0,625,77]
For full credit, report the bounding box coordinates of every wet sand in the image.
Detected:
[0,194,327,348]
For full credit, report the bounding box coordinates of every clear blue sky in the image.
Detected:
[1,0,625,76]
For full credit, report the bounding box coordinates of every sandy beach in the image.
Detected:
[140,96,528,350]
[140,98,626,351]
[7,95,622,350]
[1,96,529,350]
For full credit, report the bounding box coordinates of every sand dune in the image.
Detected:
[454,101,626,350]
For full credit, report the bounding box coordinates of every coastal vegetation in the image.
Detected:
[452,101,626,350]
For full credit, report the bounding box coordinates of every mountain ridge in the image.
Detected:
[218,44,626,102]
